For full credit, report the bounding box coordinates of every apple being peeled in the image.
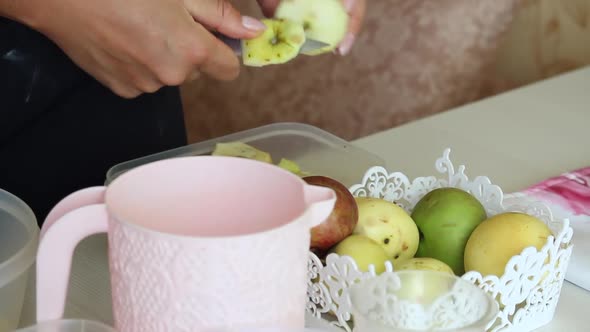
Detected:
[275,0,349,55]
[303,176,358,251]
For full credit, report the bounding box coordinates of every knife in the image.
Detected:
[213,32,330,56]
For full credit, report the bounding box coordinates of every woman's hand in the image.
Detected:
[339,0,366,55]
[2,0,267,98]
[256,0,366,55]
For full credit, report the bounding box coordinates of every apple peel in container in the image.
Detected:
[105,122,386,188]
[305,148,573,332]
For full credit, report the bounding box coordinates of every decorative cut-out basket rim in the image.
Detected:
[305,148,574,332]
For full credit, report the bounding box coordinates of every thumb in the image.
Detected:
[186,0,267,39]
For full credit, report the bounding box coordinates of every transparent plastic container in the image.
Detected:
[14,319,116,332]
[15,319,336,332]
[349,270,499,332]
[0,189,39,332]
[105,122,386,187]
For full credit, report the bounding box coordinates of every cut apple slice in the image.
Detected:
[278,158,301,173]
[275,0,349,56]
[211,142,273,163]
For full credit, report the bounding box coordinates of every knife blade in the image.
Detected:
[213,32,330,56]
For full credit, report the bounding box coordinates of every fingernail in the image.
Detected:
[242,16,267,31]
[338,33,355,56]
[343,0,355,12]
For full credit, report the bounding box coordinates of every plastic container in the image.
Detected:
[14,319,116,332]
[0,189,39,332]
[105,122,386,187]
[15,319,337,332]
[349,270,498,331]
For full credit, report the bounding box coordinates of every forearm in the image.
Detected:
[0,0,39,28]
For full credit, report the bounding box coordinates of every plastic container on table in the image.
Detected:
[105,122,386,187]
[14,319,338,332]
[0,189,39,332]
[14,319,116,332]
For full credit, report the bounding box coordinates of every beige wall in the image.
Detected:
[183,0,519,142]
[495,0,590,87]
[181,0,590,143]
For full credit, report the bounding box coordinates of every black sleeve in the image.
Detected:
[0,18,188,224]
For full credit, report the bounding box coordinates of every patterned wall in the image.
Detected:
[495,0,590,87]
[181,0,545,143]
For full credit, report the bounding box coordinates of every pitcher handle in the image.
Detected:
[303,185,337,228]
[36,186,109,322]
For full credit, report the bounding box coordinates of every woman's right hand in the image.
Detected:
[1,0,267,98]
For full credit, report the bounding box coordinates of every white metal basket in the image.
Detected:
[305,148,574,332]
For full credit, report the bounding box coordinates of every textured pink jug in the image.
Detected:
[35,156,336,332]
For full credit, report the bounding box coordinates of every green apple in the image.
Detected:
[411,188,487,275]
[353,197,420,265]
[330,234,390,274]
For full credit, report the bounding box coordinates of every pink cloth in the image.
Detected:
[523,168,590,217]
[510,167,590,291]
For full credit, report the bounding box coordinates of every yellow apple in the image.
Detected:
[394,270,456,305]
[330,234,390,274]
[395,257,454,275]
[464,212,552,277]
[353,197,420,264]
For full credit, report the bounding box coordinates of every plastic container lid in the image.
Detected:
[14,311,340,332]
[0,189,39,332]
[0,189,38,288]
[14,319,116,332]
[106,122,386,187]
[14,320,336,332]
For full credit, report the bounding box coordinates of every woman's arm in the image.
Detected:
[0,0,266,98]
[0,0,37,26]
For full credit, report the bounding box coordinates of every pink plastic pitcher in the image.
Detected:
[35,156,336,332]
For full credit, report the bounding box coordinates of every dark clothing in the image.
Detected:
[0,18,188,225]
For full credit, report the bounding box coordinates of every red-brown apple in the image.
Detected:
[303,176,358,251]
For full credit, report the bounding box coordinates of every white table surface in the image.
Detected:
[18,66,590,331]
